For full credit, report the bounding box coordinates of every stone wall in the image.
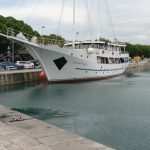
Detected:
[0,69,46,85]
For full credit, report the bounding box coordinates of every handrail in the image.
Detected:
[6,28,66,47]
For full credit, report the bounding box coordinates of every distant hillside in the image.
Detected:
[0,15,40,54]
[0,15,40,36]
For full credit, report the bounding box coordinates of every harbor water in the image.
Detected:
[0,67,150,150]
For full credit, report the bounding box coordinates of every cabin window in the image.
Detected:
[109,58,120,64]
[109,58,113,64]
[124,57,129,63]
[97,56,101,63]
[99,45,104,49]
[115,58,120,64]
[106,58,109,64]
[84,44,89,49]
[108,45,112,51]
[120,58,124,63]
[80,44,84,49]
[93,44,98,49]
[101,57,105,63]
[75,44,80,49]
[89,44,92,48]
[116,47,120,51]
[97,56,109,64]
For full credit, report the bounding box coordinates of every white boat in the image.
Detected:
[0,1,129,83]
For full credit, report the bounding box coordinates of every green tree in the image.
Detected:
[126,43,150,58]
[38,34,65,47]
[0,15,66,55]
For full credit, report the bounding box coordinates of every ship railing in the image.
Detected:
[121,51,129,54]
[6,28,66,47]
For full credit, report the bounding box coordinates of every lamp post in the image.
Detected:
[42,26,45,45]
[11,44,14,63]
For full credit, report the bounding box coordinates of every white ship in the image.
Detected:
[0,1,129,83]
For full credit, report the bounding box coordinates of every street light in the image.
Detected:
[42,26,45,45]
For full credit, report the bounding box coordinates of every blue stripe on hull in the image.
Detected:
[75,67,126,72]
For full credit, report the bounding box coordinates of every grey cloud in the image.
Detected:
[0,0,150,44]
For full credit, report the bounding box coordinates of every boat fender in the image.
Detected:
[40,71,46,78]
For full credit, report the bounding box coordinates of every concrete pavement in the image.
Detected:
[0,105,115,150]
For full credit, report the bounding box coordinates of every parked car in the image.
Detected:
[29,60,41,69]
[16,61,34,69]
[0,62,18,70]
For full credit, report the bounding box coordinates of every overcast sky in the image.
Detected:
[0,0,150,44]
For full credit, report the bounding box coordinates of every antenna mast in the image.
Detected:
[97,0,100,40]
[73,0,76,49]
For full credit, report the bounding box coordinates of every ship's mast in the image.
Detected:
[97,0,100,41]
[73,0,76,50]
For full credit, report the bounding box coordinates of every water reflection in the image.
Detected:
[125,65,150,74]
[0,66,150,150]
[0,81,48,92]
[12,108,76,120]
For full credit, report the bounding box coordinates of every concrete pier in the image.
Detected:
[0,60,150,86]
[0,105,115,150]
[128,60,150,68]
[0,69,46,85]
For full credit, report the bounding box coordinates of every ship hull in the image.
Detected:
[0,33,129,82]
[27,45,128,82]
